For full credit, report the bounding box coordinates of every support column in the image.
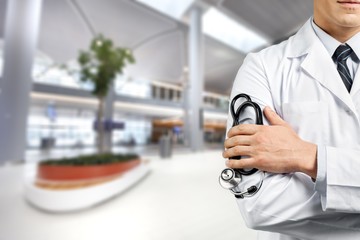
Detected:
[0,0,43,164]
[185,6,204,151]
[102,85,115,153]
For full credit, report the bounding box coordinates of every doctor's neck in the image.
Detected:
[313,0,360,43]
[313,17,360,43]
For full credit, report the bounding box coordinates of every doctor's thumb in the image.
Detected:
[264,106,288,126]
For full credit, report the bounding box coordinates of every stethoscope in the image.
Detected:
[219,93,265,199]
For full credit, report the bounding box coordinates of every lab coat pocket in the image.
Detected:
[282,101,328,143]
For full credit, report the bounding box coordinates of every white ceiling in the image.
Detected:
[0,0,313,95]
[220,0,313,41]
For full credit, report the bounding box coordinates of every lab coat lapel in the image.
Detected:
[301,43,356,113]
[290,19,357,114]
[350,68,360,97]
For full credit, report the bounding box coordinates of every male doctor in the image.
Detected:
[223,0,360,239]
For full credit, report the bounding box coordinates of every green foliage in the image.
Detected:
[40,153,139,166]
[78,34,135,98]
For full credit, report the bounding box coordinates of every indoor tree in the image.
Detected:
[78,34,135,153]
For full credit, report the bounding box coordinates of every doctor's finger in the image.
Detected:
[227,124,260,137]
[224,135,252,148]
[225,158,256,169]
[263,106,291,128]
[222,145,253,159]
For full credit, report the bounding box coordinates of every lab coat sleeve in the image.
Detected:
[227,53,360,239]
[314,146,327,207]
[316,146,360,212]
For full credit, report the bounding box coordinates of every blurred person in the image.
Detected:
[222,0,360,239]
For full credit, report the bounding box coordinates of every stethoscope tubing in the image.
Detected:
[230,94,263,175]
[219,93,265,199]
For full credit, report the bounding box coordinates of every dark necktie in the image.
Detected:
[333,44,353,92]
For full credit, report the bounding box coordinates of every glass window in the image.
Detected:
[203,8,268,53]
[177,90,181,100]
[136,0,195,20]
[160,87,165,99]
[169,89,174,101]
[151,85,157,98]
[115,76,151,99]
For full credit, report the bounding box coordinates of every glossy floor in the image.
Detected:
[0,150,257,240]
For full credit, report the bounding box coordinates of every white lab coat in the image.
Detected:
[227,18,360,240]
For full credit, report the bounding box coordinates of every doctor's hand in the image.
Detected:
[223,106,318,179]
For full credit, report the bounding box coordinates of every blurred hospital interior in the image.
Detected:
[0,0,313,239]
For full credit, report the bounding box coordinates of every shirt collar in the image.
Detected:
[311,18,341,57]
[311,17,360,62]
[347,32,360,62]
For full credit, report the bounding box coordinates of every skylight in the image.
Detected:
[136,0,195,20]
[135,1,268,53]
[203,8,268,53]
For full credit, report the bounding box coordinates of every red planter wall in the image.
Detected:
[37,159,141,181]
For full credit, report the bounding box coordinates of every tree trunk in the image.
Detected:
[97,97,105,153]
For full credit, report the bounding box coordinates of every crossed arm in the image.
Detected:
[222,106,318,179]
[221,106,360,238]
[222,53,360,238]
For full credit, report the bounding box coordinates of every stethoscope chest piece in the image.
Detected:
[219,168,242,190]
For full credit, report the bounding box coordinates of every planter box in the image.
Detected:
[36,158,141,190]
[25,162,150,212]
[37,159,141,181]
